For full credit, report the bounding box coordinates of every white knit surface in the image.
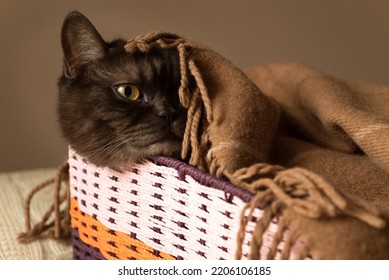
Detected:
[0,169,72,260]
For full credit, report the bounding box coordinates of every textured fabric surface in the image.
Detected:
[245,63,389,259]
[245,63,389,210]
[0,169,72,260]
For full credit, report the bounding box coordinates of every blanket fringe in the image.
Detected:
[229,164,386,259]
[18,161,71,243]
[125,32,212,169]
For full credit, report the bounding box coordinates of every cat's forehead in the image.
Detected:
[106,44,171,69]
[119,48,177,75]
[83,44,179,91]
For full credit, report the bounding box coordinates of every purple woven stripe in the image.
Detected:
[153,156,254,203]
[72,228,106,260]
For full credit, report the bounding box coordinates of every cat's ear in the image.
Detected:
[61,11,106,79]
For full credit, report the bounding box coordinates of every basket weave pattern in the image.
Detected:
[69,148,304,260]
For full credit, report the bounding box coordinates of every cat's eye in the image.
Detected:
[114,84,141,101]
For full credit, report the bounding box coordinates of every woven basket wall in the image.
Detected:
[68,148,310,260]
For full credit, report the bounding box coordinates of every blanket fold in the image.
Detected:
[246,63,389,173]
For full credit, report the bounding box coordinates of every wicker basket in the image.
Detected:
[68,148,310,260]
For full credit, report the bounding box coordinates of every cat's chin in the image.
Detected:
[112,137,182,172]
[79,133,183,171]
[146,136,182,158]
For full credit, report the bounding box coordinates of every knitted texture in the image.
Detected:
[0,169,72,259]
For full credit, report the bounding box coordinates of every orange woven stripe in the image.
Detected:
[70,197,175,260]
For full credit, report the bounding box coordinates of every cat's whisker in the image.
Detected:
[70,137,116,155]
[69,133,129,167]
[68,139,114,162]
[93,135,133,167]
[79,135,128,161]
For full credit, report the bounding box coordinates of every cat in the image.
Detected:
[58,11,187,170]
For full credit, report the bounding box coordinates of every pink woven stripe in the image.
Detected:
[153,156,254,203]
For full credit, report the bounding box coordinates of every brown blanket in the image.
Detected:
[246,63,389,259]
[125,33,389,259]
[246,63,389,207]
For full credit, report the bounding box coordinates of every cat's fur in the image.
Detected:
[58,11,187,169]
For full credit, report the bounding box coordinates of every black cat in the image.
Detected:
[58,11,187,169]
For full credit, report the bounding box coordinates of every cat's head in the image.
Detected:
[58,11,186,169]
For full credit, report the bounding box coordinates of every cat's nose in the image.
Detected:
[153,98,179,123]
[157,108,180,125]
[153,99,186,137]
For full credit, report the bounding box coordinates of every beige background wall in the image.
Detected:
[1,0,388,172]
